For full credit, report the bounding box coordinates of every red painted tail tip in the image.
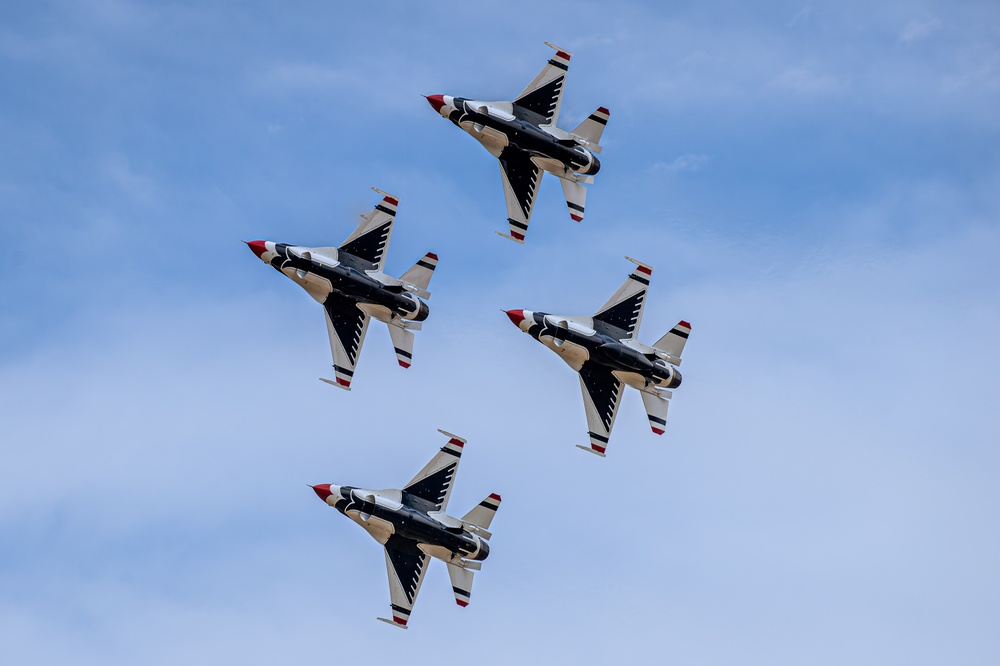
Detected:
[425,252,438,260]
[398,361,411,369]
[652,427,665,435]
[679,320,691,329]
[425,94,446,113]
[489,493,502,501]
[311,484,333,501]
[504,309,526,327]
[597,106,610,115]
[245,240,268,259]
[456,600,469,607]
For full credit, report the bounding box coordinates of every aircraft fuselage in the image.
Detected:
[438,96,600,178]
[254,241,428,323]
[321,484,489,562]
[515,310,681,390]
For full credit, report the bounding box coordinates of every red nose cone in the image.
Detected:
[246,240,268,259]
[425,94,446,113]
[505,309,526,327]
[311,484,332,501]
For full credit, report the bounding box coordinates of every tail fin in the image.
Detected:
[446,563,474,607]
[399,252,438,299]
[387,323,414,369]
[653,321,691,364]
[570,106,609,152]
[461,493,501,539]
[559,178,587,223]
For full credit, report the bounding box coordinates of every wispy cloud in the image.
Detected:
[651,154,710,174]
[899,17,941,43]
[768,66,851,94]
[788,4,814,27]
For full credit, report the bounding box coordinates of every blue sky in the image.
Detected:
[2,0,999,663]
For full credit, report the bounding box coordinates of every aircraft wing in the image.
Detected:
[339,189,398,271]
[513,42,571,126]
[576,363,624,457]
[497,149,542,243]
[593,257,653,340]
[320,301,371,390]
[378,535,430,629]
[402,430,465,511]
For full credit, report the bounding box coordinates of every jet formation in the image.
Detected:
[505,258,690,457]
[311,431,500,628]
[246,188,437,389]
[242,41,694,630]
[426,42,608,243]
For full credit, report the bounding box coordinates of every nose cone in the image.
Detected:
[311,484,333,502]
[246,240,268,259]
[505,309,526,327]
[424,94,446,113]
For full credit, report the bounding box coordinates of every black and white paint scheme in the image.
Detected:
[311,431,501,629]
[425,42,608,243]
[505,258,691,457]
[246,188,437,390]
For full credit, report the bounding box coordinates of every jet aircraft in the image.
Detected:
[425,42,609,243]
[311,430,500,629]
[246,188,437,390]
[504,258,691,457]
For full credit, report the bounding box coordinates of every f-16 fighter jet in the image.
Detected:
[425,42,608,244]
[311,430,501,629]
[504,258,691,457]
[245,188,437,390]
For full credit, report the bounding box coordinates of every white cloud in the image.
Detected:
[768,66,851,94]
[652,153,710,174]
[899,17,941,43]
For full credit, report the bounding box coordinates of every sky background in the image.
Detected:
[2,0,999,663]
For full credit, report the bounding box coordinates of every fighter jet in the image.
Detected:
[245,188,437,390]
[425,42,608,244]
[311,430,500,629]
[504,258,691,457]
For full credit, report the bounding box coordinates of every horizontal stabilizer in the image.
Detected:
[640,390,670,435]
[387,323,415,369]
[446,563,475,608]
[461,493,502,534]
[653,320,691,363]
[559,177,587,223]
[570,106,609,151]
[399,252,438,298]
